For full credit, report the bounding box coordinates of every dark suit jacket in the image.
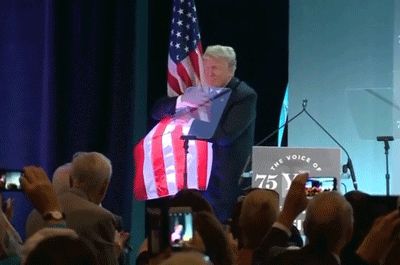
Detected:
[252,227,371,265]
[150,77,257,221]
[58,188,118,265]
[269,244,340,265]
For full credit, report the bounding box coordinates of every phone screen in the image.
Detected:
[0,170,23,191]
[169,207,193,248]
[305,177,336,197]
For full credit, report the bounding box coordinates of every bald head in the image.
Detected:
[304,192,353,250]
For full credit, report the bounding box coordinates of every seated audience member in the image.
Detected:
[58,152,128,265]
[252,173,400,265]
[237,189,278,265]
[21,228,97,265]
[0,166,68,263]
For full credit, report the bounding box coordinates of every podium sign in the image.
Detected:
[252,147,341,233]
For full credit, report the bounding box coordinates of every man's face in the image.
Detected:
[203,57,234,87]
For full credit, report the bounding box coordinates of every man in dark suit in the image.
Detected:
[151,45,257,221]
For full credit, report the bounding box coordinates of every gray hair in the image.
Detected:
[52,163,72,196]
[304,191,353,249]
[203,45,237,71]
[71,152,112,192]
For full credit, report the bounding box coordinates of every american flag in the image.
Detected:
[133,117,213,201]
[167,0,204,96]
[133,0,213,201]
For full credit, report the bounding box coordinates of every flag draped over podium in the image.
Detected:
[133,0,213,201]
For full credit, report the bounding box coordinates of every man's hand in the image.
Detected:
[114,230,130,257]
[356,209,400,264]
[20,166,61,215]
[181,87,209,108]
[277,172,309,230]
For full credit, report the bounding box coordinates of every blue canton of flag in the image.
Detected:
[167,0,204,97]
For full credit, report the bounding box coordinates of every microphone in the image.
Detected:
[344,158,357,191]
[303,107,358,190]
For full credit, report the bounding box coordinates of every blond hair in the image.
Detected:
[204,45,237,71]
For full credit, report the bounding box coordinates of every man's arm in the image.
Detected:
[211,89,257,146]
[252,173,309,265]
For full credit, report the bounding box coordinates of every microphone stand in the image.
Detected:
[377,136,394,196]
[240,99,358,191]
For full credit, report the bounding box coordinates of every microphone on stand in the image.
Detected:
[343,158,357,191]
[302,104,358,191]
[239,100,307,187]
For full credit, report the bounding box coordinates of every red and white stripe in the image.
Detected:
[167,43,204,97]
[133,117,213,201]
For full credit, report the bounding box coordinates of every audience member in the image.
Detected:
[267,191,354,265]
[193,211,236,265]
[159,251,213,265]
[0,166,68,263]
[252,172,400,265]
[340,191,372,264]
[26,162,72,237]
[381,196,400,265]
[21,228,97,265]
[58,152,128,265]
[237,189,278,265]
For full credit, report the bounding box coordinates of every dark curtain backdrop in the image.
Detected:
[0,0,136,243]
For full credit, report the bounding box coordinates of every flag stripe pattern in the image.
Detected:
[133,118,213,200]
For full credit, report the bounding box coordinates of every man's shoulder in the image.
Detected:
[59,191,114,220]
[230,77,257,98]
[270,246,338,265]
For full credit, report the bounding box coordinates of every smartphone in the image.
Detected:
[0,169,23,191]
[168,207,193,249]
[305,177,337,197]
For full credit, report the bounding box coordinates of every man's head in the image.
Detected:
[22,228,97,265]
[70,152,112,204]
[304,191,354,253]
[203,45,236,87]
[239,189,279,249]
[52,163,72,196]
